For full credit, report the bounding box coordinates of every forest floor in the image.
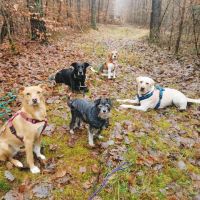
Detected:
[0,24,200,200]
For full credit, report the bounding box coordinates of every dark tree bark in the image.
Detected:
[0,6,15,51]
[77,0,81,20]
[97,0,101,23]
[27,0,47,42]
[175,0,186,54]
[91,0,97,29]
[150,0,162,42]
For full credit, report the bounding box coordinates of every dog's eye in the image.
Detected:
[146,82,149,85]
[26,93,30,96]
[140,81,143,84]
[98,105,103,108]
[37,91,41,94]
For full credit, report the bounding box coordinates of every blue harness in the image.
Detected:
[137,85,165,109]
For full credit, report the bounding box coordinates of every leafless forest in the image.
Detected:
[0,0,199,56]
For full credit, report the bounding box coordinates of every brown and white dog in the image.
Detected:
[91,50,119,79]
[0,85,47,173]
[102,50,118,79]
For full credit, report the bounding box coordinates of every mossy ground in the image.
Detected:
[0,25,199,199]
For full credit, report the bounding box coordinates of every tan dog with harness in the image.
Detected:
[0,85,47,174]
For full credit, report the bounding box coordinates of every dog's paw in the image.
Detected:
[89,142,95,147]
[30,166,40,174]
[70,129,74,134]
[120,104,130,109]
[15,161,23,168]
[38,154,46,160]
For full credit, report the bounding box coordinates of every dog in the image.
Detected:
[117,76,200,111]
[0,85,47,173]
[50,62,90,92]
[91,50,118,79]
[68,97,112,147]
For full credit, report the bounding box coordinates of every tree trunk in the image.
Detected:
[175,0,186,54]
[104,0,110,23]
[27,0,47,42]
[91,0,97,29]
[97,0,101,23]
[150,0,162,42]
[77,0,81,20]
[0,6,15,51]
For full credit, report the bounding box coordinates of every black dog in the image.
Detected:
[52,62,90,92]
[68,97,112,146]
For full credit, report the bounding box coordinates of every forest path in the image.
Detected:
[0,25,200,200]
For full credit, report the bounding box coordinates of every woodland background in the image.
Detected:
[0,0,199,56]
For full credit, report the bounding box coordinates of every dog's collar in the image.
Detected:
[7,111,47,142]
[137,86,165,109]
[137,90,154,101]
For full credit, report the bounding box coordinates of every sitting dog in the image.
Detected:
[51,62,90,92]
[91,50,118,79]
[0,85,47,173]
[118,76,200,111]
[68,97,112,147]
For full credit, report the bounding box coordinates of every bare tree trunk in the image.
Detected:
[91,0,97,29]
[0,6,15,51]
[27,0,47,43]
[175,0,186,54]
[97,0,101,23]
[77,0,81,19]
[104,0,110,23]
[150,0,162,42]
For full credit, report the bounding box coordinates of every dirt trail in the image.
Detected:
[0,25,200,199]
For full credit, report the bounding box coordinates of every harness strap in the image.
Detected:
[137,85,165,109]
[7,111,47,142]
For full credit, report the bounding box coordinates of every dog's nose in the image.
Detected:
[32,98,38,104]
[141,87,145,91]
[103,110,106,113]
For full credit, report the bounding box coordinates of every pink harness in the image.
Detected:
[7,111,47,142]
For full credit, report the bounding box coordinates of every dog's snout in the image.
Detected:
[103,110,107,113]
[32,98,38,104]
[141,87,145,91]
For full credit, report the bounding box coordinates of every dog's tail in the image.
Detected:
[90,67,98,73]
[187,98,200,104]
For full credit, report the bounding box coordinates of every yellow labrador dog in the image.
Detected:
[118,76,200,111]
[0,85,47,173]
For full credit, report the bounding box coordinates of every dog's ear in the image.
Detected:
[18,86,25,95]
[150,78,155,86]
[94,98,101,106]
[83,62,90,68]
[71,62,78,68]
[136,76,142,83]
[39,84,48,91]
[106,98,112,107]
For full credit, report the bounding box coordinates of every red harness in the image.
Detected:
[7,111,47,142]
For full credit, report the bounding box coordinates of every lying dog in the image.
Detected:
[0,85,47,173]
[68,97,112,146]
[91,50,118,79]
[118,76,200,111]
[51,62,90,92]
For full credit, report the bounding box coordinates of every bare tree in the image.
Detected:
[175,0,186,54]
[91,0,97,29]
[150,0,162,42]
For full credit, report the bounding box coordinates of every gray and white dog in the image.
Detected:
[68,97,112,146]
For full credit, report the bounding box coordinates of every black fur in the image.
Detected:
[68,98,112,146]
[55,62,89,92]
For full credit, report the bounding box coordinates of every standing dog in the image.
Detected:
[51,62,90,92]
[118,76,200,111]
[68,97,112,147]
[91,50,119,79]
[0,85,47,173]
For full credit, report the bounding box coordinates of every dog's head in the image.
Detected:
[109,50,118,62]
[136,76,155,95]
[94,98,112,120]
[71,62,90,78]
[19,84,47,106]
